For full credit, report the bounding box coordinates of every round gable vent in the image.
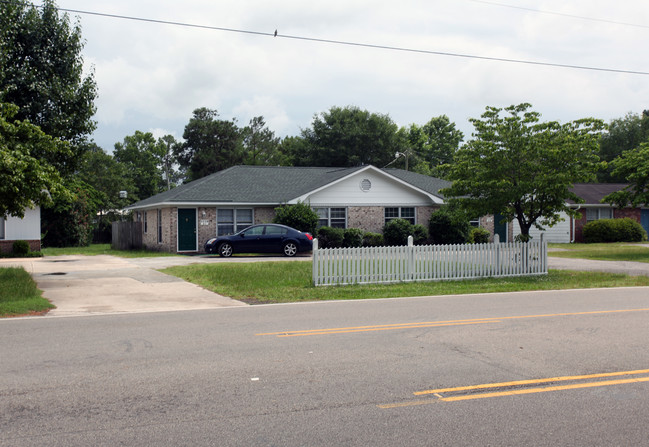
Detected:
[360,178,372,192]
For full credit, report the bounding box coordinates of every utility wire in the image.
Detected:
[467,0,649,30]
[9,1,649,76]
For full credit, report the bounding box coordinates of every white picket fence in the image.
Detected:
[312,235,547,286]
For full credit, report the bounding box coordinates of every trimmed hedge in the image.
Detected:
[12,240,30,256]
[582,218,648,243]
[316,227,344,248]
[469,227,490,244]
[383,218,413,246]
[362,232,384,247]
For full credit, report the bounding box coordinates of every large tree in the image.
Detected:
[0,0,97,173]
[175,108,243,181]
[406,115,463,177]
[598,111,649,182]
[299,106,404,167]
[0,102,69,218]
[113,131,166,201]
[441,103,605,240]
[241,116,283,166]
[603,142,649,207]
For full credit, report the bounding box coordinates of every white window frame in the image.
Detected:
[313,207,347,228]
[385,207,416,225]
[586,207,613,222]
[216,208,254,236]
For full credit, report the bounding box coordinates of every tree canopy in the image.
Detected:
[113,131,166,201]
[0,102,70,218]
[603,142,649,207]
[441,103,605,239]
[405,115,463,177]
[598,111,649,182]
[298,106,404,167]
[0,0,97,173]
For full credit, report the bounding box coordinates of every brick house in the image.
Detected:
[490,183,649,243]
[125,165,450,253]
[0,207,41,254]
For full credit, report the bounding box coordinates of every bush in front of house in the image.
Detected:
[412,224,429,245]
[469,227,490,244]
[383,218,413,246]
[583,218,648,243]
[316,226,345,248]
[273,202,319,235]
[12,240,30,256]
[362,232,384,247]
[428,207,470,245]
[343,228,364,248]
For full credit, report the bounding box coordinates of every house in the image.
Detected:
[125,165,450,253]
[487,183,649,243]
[0,207,41,254]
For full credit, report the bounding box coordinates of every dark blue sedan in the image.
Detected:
[204,224,313,257]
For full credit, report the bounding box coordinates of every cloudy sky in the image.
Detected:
[48,0,649,151]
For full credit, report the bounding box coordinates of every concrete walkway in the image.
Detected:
[1,255,252,317]
[548,256,649,277]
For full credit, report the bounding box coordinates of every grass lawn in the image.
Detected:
[42,243,180,258]
[549,243,649,263]
[0,267,54,317]
[161,261,649,305]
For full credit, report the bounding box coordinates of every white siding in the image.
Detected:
[4,207,41,240]
[306,172,431,206]
[513,212,571,243]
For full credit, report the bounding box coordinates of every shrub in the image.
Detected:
[583,218,647,243]
[412,224,429,245]
[12,240,30,256]
[469,227,490,244]
[343,228,364,248]
[362,232,384,247]
[316,226,344,248]
[273,201,319,234]
[428,207,470,245]
[383,218,413,246]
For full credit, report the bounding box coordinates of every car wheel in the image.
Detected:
[219,242,233,257]
[283,242,297,257]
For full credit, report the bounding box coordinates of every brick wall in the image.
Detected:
[254,207,276,224]
[0,240,40,254]
[347,206,384,233]
[572,208,641,243]
[197,207,216,253]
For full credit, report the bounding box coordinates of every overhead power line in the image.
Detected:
[467,0,649,30]
[10,1,649,76]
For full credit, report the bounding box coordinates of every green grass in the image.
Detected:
[161,261,649,305]
[549,243,649,263]
[42,243,180,258]
[0,267,55,317]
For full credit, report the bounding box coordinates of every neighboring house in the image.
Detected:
[125,165,450,253]
[487,183,649,243]
[0,207,41,254]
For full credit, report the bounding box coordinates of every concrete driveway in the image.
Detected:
[1,255,259,317]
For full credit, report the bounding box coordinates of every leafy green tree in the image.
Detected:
[278,135,309,166]
[603,142,649,207]
[598,111,649,182]
[442,103,605,239]
[156,134,181,190]
[0,0,97,173]
[406,116,463,177]
[299,106,404,167]
[113,131,166,201]
[175,108,243,181]
[0,102,70,218]
[241,116,282,165]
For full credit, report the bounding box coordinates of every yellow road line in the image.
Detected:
[415,368,649,395]
[440,376,649,402]
[256,307,649,338]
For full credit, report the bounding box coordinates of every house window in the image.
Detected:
[157,209,162,243]
[470,217,480,227]
[0,217,4,239]
[144,211,148,233]
[217,208,253,236]
[313,207,347,228]
[586,208,613,222]
[385,207,415,225]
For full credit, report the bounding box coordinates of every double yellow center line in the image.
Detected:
[379,369,649,408]
[256,307,649,337]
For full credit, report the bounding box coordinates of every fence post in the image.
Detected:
[493,233,500,276]
[407,236,414,281]
[312,238,319,286]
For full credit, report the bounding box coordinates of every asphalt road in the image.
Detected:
[2,287,649,446]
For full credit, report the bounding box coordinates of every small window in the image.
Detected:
[313,208,347,228]
[144,211,148,233]
[217,208,254,235]
[157,209,162,243]
[586,208,612,222]
[0,217,4,240]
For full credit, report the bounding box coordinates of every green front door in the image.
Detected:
[494,213,507,242]
[178,208,197,251]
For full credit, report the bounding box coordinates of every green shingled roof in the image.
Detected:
[127,165,450,209]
